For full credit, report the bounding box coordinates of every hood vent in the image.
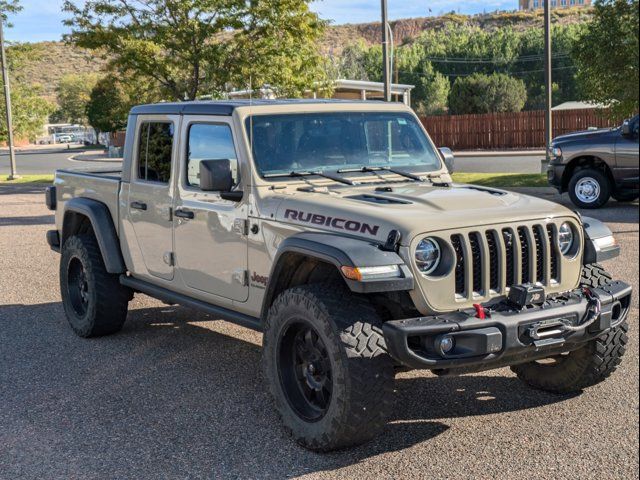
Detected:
[463,186,507,196]
[346,194,412,205]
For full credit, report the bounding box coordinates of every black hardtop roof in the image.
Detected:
[130,99,374,116]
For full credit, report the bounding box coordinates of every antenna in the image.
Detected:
[249,74,254,157]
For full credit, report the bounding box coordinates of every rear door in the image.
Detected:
[127,115,179,281]
[173,116,249,302]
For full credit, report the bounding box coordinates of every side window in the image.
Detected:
[187,123,239,188]
[137,122,174,183]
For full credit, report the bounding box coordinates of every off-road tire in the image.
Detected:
[511,264,628,394]
[263,283,395,451]
[612,191,639,203]
[60,234,131,337]
[568,168,611,209]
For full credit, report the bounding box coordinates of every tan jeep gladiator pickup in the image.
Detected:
[46,100,632,451]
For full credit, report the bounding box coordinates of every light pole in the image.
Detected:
[0,17,18,179]
[381,0,391,102]
[544,0,553,163]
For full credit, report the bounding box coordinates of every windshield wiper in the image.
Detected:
[338,166,425,182]
[264,170,357,186]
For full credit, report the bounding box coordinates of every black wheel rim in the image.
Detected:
[277,320,333,422]
[67,257,89,316]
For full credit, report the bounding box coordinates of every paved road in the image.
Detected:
[0,186,638,479]
[0,147,120,175]
[455,154,545,174]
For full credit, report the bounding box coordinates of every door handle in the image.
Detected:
[130,201,147,211]
[175,209,195,220]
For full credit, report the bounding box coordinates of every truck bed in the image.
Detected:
[53,168,124,235]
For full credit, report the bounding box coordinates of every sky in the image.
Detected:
[6,0,516,43]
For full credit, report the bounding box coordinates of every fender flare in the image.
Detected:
[582,216,620,264]
[62,197,126,274]
[260,232,414,318]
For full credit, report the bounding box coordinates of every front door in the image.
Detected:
[173,118,249,302]
[128,116,178,281]
[616,116,640,175]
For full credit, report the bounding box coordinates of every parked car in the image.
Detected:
[547,115,639,208]
[56,134,73,144]
[46,100,631,451]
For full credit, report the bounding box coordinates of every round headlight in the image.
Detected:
[558,222,574,255]
[416,238,441,275]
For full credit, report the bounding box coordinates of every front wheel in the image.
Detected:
[263,283,395,451]
[568,169,611,209]
[511,264,628,394]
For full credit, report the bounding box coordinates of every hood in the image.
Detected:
[273,183,577,245]
[553,128,615,144]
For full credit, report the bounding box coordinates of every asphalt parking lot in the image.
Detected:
[0,185,638,479]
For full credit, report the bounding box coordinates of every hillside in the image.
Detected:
[16,42,108,101]
[324,7,591,53]
[13,8,591,102]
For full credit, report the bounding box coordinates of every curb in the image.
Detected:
[454,150,546,158]
[68,152,123,163]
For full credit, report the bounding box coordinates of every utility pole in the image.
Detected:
[381,0,391,102]
[0,18,18,179]
[544,0,553,162]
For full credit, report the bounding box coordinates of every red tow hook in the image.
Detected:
[473,304,487,320]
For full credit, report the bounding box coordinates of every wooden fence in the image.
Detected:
[420,109,621,150]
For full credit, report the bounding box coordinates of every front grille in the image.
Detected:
[469,233,483,294]
[486,231,499,291]
[518,227,531,283]
[451,234,466,296]
[533,226,545,284]
[452,223,559,301]
[503,228,515,287]
[547,224,559,282]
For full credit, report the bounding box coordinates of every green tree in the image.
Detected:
[0,0,22,25]
[55,73,100,124]
[63,0,327,101]
[86,74,161,134]
[449,73,528,114]
[415,69,449,115]
[0,83,55,142]
[573,0,639,118]
[0,9,55,143]
[231,0,329,96]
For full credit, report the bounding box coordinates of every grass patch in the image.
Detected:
[1,174,54,184]
[452,173,548,188]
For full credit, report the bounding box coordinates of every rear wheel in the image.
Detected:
[263,283,395,451]
[568,169,611,209]
[511,264,628,394]
[60,234,132,337]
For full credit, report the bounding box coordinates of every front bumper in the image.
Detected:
[547,163,566,191]
[383,281,632,372]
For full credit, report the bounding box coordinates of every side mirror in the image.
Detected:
[621,121,631,136]
[439,147,455,173]
[199,159,243,201]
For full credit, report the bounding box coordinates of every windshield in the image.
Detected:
[246,112,442,177]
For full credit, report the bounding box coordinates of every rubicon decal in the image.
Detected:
[284,209,380,236]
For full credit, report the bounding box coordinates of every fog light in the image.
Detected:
[437,335,455,355]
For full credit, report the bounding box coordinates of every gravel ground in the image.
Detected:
[0,185,638,480]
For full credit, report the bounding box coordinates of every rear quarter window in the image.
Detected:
[137,122,174,183]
